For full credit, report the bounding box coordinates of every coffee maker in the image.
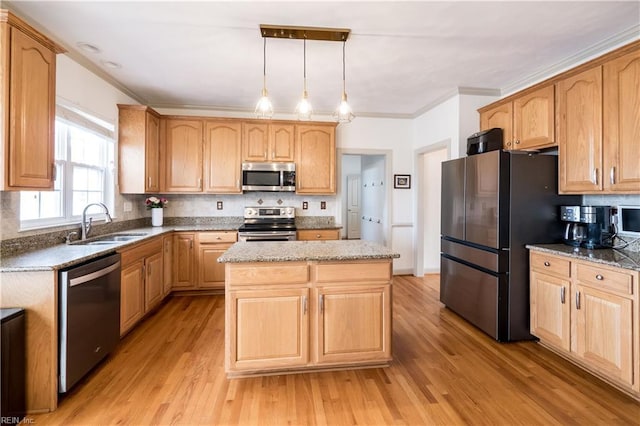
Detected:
[560,206,613,249]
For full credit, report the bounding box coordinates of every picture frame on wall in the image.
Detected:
[394,174,411,189]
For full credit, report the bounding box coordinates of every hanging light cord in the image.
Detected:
[303,39,307,92]
[262,38,267,89]
[342,40,346,93]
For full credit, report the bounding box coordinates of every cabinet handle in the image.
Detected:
[236,179,240,188]
[303,296,307,315]
[560,286,565,304]
[593,168,599,185]
[316,234,321,239]
[271,151,275,159]
[544,261,550,267]
[610,167,615,185]
[506,141,512,147]
[142,265,146,276]
[190,240,193,249]
[198,177,202,188]
[595,274,603,281]
[148,264,151,276]
[148,176,151,188]
[515,139,520,145]
[575,291,581,310]
[216,236,221,240]
[52,164,57,181]
[320,295,324,314]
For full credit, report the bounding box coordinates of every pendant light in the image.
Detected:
[334,40,355,122]
[255,38,273,118]
[295,39,313,120]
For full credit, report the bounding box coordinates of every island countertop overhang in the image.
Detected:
[217,240,400,263]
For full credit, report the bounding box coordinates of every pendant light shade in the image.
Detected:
[334,40,354,122]
[255,38,273,119]
[295,39,313,120]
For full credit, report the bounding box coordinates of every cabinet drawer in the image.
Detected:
[227,262,309,286]
[530,252,570,278]
[198,231,237,244]
[297,229,340,241]
[119,237,163,266]
[575,263,633,295]
[315,261,392,284]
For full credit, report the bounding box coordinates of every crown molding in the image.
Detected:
[411,87,500,118]
[501,24,640,97]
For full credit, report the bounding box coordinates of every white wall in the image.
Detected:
[422,147,448,272]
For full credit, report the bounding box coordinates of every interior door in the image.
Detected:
[347,175,361,239]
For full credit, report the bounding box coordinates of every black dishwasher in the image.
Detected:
[59,253,121,393]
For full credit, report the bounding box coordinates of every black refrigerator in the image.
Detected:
[440,150,580,341]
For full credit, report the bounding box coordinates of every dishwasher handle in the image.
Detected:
[70,261,121,287]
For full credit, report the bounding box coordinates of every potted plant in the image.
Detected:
[145,196,168,226]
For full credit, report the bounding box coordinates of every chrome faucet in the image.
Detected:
[81,203,113,240]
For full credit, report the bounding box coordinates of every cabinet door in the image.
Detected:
[144,251,163,312]
[198,245,229,289]
[7,27,56,189]
[162,236,173,295]
[557,67,603,193]
[513,85,555,150]
[173,233,196,289]
[228,288,309,371]
[530,271,570,351]
[480,102,513,149]
[315,285,391,364]
[120,261,144,335]
[163,119,202,192]
[603,50,640,193]
[204,121,242,193]
[572,284,633,386]
[270,124,295,162]
[242,122,269,162]
[295,125,336,194]
[145,112,161,192]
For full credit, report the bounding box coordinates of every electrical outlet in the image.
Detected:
[123,201,132,212]
[302,201,308,210]
[320,201,326,210]
[217,201,223,210]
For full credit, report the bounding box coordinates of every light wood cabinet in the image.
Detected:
[196,231,237,290]
[228,288,310,371]
[225,259,393,376]
[297,229,340,241]
[479,85,555,150]
[529,250,639,396]
[162,235,173,295]
[557,66,603,193]
[603,50,640,193]
[162,118,203,192]
[295,124,337,194]
[0,11,64,190]
[204,120,242,193]
[118,237,163,335]
[172,232,196,289]
[117,105,161,193]
[315,284,391,364]
[242,122,295,162]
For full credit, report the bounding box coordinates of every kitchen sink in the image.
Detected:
[72,233,148,245]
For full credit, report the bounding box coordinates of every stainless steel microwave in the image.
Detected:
[242,162,296,192]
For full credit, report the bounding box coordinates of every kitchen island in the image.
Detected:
[218,240,400,377]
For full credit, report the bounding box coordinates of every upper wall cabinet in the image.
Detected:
[118,105,161,194]
[558,48,640,194]
[603,50,640,193]
[296,124,337,194]
[162,118,203,192]
[204,120,242,193]
[480,85,555,150]
[242,122,294,162]
[0,10,65,190]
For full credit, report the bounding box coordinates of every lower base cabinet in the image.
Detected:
[529,250,639,397]
[225,260,393,375]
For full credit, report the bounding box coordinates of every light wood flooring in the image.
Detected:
[33,274,639,425]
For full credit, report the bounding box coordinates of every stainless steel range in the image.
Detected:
[238,206,297,242]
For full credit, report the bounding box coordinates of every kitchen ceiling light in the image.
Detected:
[255,38,273,119]
[77,42,101,54]
[334,41,355,123]
[295,39,313,121]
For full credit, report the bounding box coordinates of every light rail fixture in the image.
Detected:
[257,24,353,121]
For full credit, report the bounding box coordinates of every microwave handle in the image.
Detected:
[280,170,284,188]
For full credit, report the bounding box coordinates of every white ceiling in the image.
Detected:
[7,1,640,118]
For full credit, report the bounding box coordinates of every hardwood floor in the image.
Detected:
[33,274,639,425]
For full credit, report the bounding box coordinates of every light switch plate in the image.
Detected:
[217,201,223,210]
[320,201,326,210]
[302,201,308,210]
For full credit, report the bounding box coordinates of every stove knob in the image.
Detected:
[246,208,256,216]
[285,207,294,215]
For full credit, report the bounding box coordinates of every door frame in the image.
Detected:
[337,148,393,246]
[414,139,451,277]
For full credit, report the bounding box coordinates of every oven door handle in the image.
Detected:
[239,232,296,237]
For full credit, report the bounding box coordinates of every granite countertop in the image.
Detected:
[0,224,240,272]
[218,240,400,263]
[527,244,640,272]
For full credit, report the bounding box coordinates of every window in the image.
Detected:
[20,110,115,229]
